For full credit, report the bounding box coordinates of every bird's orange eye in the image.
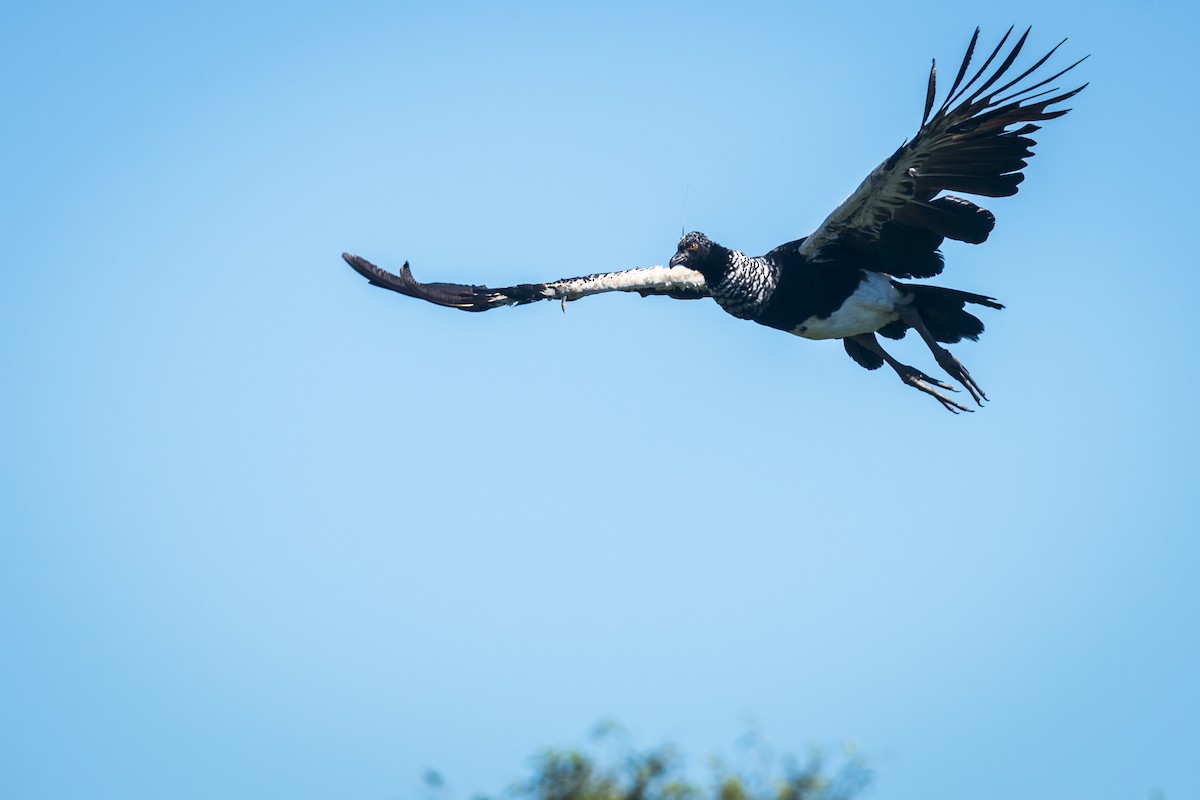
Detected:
[688,243,698,252]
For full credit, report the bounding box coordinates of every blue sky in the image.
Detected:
[3,2,1198,799]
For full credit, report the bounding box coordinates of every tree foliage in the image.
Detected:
[438,726,871,800]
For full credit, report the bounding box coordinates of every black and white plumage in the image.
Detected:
[343,28,1085,412]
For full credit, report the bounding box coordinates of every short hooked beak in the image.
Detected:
[668,252,685,268]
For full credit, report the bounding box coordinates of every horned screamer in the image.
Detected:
[343,28,1086,413]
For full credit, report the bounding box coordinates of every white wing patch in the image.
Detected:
[798,150,923,259]
[542,265,707,301]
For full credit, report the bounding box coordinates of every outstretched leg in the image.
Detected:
[896,304,987,406]
[848,333,972,413]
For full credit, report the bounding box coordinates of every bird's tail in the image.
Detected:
[887,282,1005,343]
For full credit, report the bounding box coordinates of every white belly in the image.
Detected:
[790,272,904,340]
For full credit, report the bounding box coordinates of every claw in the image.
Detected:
[909,367,959,393]
[847,333,977,413]
[933,347,987,405]
[898,366,974,413]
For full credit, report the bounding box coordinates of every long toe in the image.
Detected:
[899,367,974,413]
[910,367,959,393]
[934,349,987,405]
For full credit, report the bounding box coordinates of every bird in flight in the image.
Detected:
[343,27,1086,413]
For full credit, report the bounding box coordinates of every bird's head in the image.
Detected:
[669,231,722,275]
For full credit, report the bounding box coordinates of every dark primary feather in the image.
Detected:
[342,253,519,311]
[799,26,1087,266]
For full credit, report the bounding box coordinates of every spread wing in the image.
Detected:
[798,27,1087,278]
[341,253,709,312]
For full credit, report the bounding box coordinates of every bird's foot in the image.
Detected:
[933,347,987,406]
[897,366,973,414]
